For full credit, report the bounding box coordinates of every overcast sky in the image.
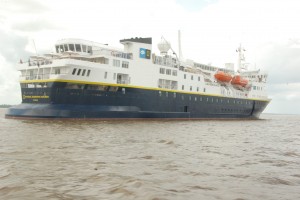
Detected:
[1,0,300,114]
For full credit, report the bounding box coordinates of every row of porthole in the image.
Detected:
[158,91,263,105]
[221,108,249,113]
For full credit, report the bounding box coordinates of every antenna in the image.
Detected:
[178,30,183,61]
[32,39,38,55]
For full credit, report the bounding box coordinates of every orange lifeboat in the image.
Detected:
[214,71,232,83]
[231,75,248,87]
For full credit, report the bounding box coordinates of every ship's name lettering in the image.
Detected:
[23,95,49,99]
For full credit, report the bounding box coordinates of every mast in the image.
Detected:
[178,30,183,61]
[237,43,246,72]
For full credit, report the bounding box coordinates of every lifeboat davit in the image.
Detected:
[231,75,248,87]
[214,71,232,83]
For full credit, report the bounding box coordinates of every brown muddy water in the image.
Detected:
[0,108,300,200]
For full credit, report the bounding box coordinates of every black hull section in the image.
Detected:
[6,83,269,119]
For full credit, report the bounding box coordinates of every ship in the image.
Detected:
[5,33,270,119]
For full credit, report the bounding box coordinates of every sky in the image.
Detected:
[1,0,300,114]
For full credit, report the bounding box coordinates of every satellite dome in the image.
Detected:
[157,38,171,55]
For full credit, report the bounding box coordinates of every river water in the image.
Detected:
[0,108,300,200]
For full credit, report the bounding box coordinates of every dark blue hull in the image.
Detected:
[5,82,269,119]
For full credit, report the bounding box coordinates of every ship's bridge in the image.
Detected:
[55,38,122,56]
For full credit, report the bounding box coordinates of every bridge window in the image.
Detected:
[75,44,81,52]
[59,45,64,52]
[64,44,69,51]
[82,45,87,52]
[82,69,86,76]
[77,69,81,75]
[55,45,59,53]
[87,46,92,53]
[69,44,75,51]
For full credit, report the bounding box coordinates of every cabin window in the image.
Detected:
[72,68,77,75]
[104,72,108,79]
[69,44,75,51]
[191,75,193,80]
[113,73,116,80]
[77,69,81,75]
[55,68,60,75]
[198,76,200,81]
[182,85,184,90]
[159,68,165,74]
[82,45,87,52]
[113,59,120,67]
[87,70,91,77]
[184,74,186,79]
[75,44,81,52]
[197,87,199,92]
[64,44,69,51]
[82,69,86,76]
[190,86,192,91]
[122,61,129,68]
[166,69,171,75]
[172,70,177,76]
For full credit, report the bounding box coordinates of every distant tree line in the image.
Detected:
[0,104,12,108]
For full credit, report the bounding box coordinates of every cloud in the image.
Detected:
[0,54,21,105]
[256,43,300,85]
[0,28,30,63]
